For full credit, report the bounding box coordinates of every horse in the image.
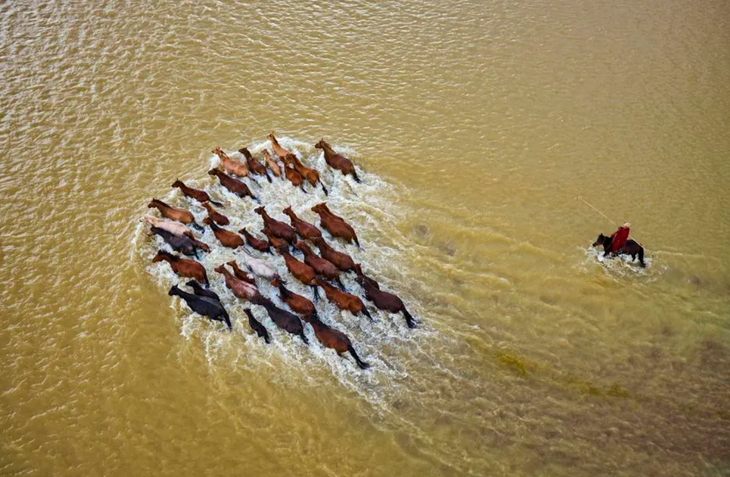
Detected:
[202,202,229,226]
[262,227,290,252]
[148,199,203,231]
[259,300,308,344]
[214,264,263,303]
[279,246,318,297]
[262,149,282,178]
[238,227,271,254]
[355,271,416,328]
[203,217,244,248]
[235,252,280,282]
[212,147,249,177]
[316,278,372,321]
[169,285,231,331]
[283,206,322,240]
[314,139,361,183]
[592,233,646,267]
[153,250,208,286]
[283,154,328,196]
[208,169,259,202]
[185,279,221,302]
[311,203,361,249]
[243,308,270,344]
[254,206,297,243]
[268,132,294,160]
[226,260,257,285]
[312,237,356,273]
[353,263,379,289]
[294,241,345,289]
[172,179,223,207]
[239,148,272,183]
[283,162,308,193]
[141,215,194,239]
[271,277,317,316]
[150,226,207,258]
[302,314,370,369]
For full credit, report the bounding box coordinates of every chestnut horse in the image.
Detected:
[239,148,272,183]
[283,162,308,193]
[280,246,318,297]
[271,277,317,317]
[312,237,356,273]
[172,179,223,207]
[215,264,263,303]
[316,279,372,321]
[208,169,259,203]
[169,285,231,331]
[302,314,370,369]
[202,202,229,226]
[238,227,271,254]
[312,203,361,249]
[283,154,328,196]
[262,149,282,178]
[262,227,289,252]
[243,308,270,344]
[152,250,208,286]
[592,233,646,267]
[283,206,322,240]
[355,270,416,328]
[226,260,256,285]
[148,199,203,231]
[204,217,244,248]
[254,206,297,243]
[314,139,361,183]
[294,241,345,290]
[268,132,294,160]
[213,147,249,177]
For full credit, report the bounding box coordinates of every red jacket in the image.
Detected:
[610,226,630,252]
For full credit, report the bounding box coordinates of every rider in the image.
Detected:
[609,222,631,253]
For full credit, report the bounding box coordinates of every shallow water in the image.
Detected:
[2,0,730,476]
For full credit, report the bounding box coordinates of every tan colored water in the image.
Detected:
[2,0,730,475]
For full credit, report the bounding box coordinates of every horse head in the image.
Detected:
[592,234,607,247]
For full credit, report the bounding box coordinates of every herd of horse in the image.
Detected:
[143,134,414,370]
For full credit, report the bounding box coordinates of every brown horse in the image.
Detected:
[152,250,208,286]
[204,217,244,248]
[254,206,297,243]
[294,241,345,289]
[280,246,318,297]
[208,169,259,202]
[355,270,416,328]
[311,203,361,248]
[215,264,263,303]
[316,279,372,321]
[226,260,256,285]
[283,206,322,240]
[172,179,223,207]
[354,263,379,289]
[271,277,317,316]
[212,147,249,177]
[283,154,328,195]
[202,202,229,226]
[238,227,271,254]
[262,227,289,251]
[141,215,194,239]
[262,149,282,178]
[314,139,361,183]
[312,237,356,273]
[259,300,308,344]
[283,163,308,193]
[148,199,203,231]
[239,148,272,183]
[268,132,294,160]
[302,314,370,369]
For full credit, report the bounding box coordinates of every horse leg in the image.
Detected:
[311,285,319,303]
[335,276,347,292]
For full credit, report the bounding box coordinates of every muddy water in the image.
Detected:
[2,0,729,475]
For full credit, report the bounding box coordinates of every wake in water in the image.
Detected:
[132,136,433,406]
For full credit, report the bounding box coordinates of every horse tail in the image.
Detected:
[251,194,261,204]
[354,235,362,250]
[638,246,646,268]
[192,222,205,233]
[209,199,224,208]
[352,170,362,184]
[319,179,328,196]
[265,171,272,183]
[299,329,309,345]
[222,310,233,332]
[348,345,370,370]
[299,184,308,194]
[361,307,374,322]
[402,307,417,329]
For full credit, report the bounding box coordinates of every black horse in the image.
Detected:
[169,285,232,331]
[592,234,646,268]
[243,309,270,344]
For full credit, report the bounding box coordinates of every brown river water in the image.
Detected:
[2,0,730,476]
